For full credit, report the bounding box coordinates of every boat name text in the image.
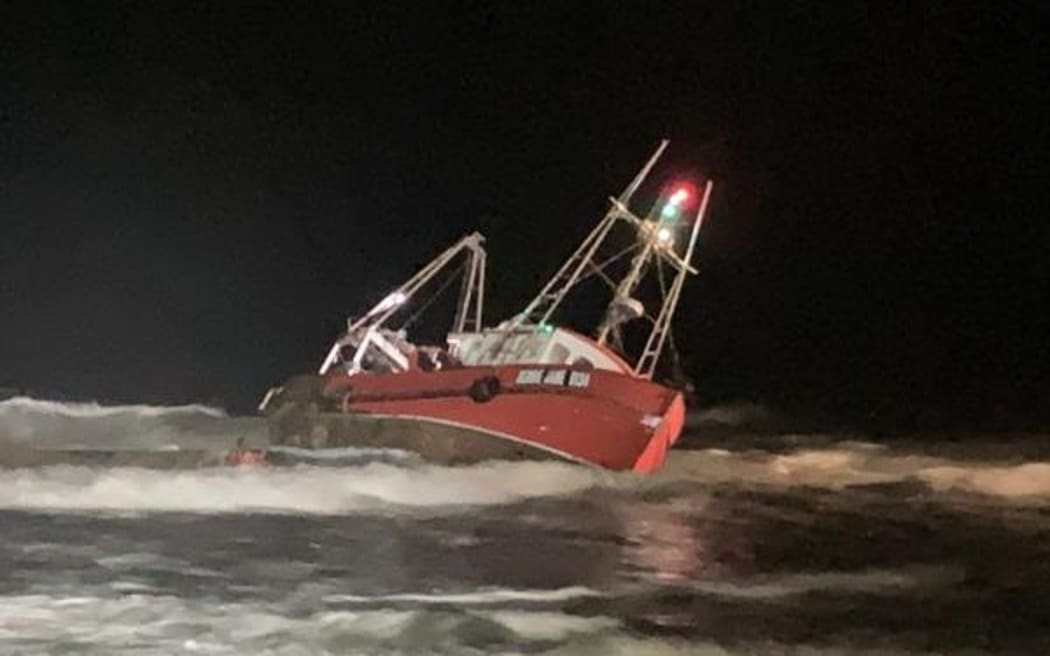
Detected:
[515,369,591,388]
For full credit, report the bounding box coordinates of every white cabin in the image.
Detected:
[446,324,633,375]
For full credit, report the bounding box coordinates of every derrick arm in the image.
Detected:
[319,232,486,375]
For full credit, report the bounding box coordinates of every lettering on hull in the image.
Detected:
[515,369,591,389]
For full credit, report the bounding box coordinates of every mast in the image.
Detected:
[513,140,669,328]
[509,139,714,380]
[634,179,713,378]
[594,235,655,346]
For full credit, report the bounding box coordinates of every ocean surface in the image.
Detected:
[0,396,1048,655]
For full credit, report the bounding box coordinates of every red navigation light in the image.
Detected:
[668,181,697,206]
[659,180,697,221]
[669,186,690,206]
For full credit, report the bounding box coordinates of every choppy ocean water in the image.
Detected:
[0,396,1048,655]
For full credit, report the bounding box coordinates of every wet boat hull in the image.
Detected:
[265,365,686,472]
[269,410,574,466]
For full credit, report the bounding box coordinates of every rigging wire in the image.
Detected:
[400,259,469,331]
[655,256,690,389]
[575,243,641,290]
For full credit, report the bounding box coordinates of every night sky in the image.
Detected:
[1,3,1048,429]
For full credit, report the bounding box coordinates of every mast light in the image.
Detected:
[658,182,696,221]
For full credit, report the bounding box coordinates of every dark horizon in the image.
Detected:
[2,3,1048,430]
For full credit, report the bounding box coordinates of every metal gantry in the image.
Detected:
[318,232,487,375]
[511,139,713,380]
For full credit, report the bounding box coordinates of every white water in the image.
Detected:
[685,565,964,600]
[0,397,1048,517]
[0,395,261,450]
[656,442,1050,504]
[0,398,1038,654]
[0,445,1045,518]
[0,461,602,515]
[323,586,603,605]
[0,591,619,654]
[0,396,227,419]
[0,590,952,655]
[689,401,774,427]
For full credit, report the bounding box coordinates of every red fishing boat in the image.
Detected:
[259,140,712,472]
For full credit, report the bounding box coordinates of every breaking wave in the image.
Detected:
[3,396,1049,510]
[0,592,618,655]
[686,565,963,600]
[918,462,1050,499]
[323,586,603,606]
[0,396,261,451]
[657,442,1050,504]
[5,448,1046,518]
[0,396,226,419]
[688,402,774,428]
[0,461,602,515]
[0,590,953,656]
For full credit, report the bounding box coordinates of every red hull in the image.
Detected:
[319,365,685,472]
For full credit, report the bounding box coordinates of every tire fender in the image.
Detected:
[467,376,501,403]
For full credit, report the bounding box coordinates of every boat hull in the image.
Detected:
[265,365,685,472]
